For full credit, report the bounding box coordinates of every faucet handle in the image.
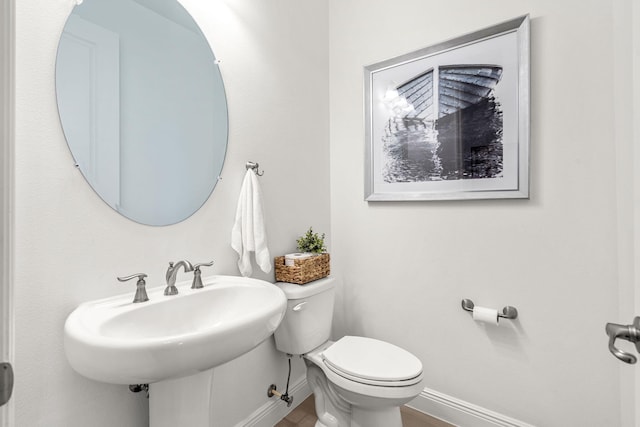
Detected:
[117,273,147,282]
[194,261,214,269]
[191,261,214,289]
[117,273,149,303]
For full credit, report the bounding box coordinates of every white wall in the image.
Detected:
[329,1,623,426]
[13,0,328,425]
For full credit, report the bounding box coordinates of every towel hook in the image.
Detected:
[246,161,264,176]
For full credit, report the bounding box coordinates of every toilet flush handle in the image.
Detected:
[292,302,307,312]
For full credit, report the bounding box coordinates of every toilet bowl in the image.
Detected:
[274,277,424,427]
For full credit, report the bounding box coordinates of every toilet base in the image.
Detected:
[351,406,402,427]
[306,362,350,427]
[308,393,403,427]
[304,355,405,427]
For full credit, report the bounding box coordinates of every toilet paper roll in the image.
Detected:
[284,252,313,266]
[472,306,499,325]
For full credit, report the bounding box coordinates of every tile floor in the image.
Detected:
[274,394,453,427]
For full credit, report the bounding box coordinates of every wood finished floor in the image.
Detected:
[274,394,453,427]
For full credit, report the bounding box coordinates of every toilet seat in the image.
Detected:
[321,336,423,387]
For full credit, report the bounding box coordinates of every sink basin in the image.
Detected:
[64,275,287,384]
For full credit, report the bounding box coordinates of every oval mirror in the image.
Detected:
[55,0,228,226]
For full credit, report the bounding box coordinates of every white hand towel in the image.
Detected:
[231,170,272,277]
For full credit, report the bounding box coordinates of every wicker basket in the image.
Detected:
[274,253,330,285]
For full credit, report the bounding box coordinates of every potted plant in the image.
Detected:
[296,227,326,254]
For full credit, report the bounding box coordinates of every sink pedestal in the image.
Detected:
[149,369,215,427]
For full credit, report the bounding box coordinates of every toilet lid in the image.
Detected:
[322,336,422,383]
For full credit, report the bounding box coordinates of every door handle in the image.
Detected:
[0,362,13,407]
[605,317,640,364]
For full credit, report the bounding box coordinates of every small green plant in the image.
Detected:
[296,227,326,253]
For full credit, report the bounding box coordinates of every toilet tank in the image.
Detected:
[274,277,335,355]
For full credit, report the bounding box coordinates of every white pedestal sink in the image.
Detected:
[64,275,287,426]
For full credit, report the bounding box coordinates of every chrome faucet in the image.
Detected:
[164,260,194,296]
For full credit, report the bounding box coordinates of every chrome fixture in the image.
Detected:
[246,161,264,176]
[605,317,640,364]
[267,355,294,407]
[117,273,149,303]
[191,261,214,289]
[268,384,293,407]
[129,383,149,397]
[0,363,13,407]
[165,261,194,296]
[461,298,518,320]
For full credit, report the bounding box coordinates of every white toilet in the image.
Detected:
[274,277,424,427]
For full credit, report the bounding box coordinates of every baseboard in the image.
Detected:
[237,379,533,427]
[407,387,535,427]
[237,377,312,427]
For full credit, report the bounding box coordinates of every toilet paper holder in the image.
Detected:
[461,299,518,320]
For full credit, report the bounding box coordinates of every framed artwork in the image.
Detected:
[364,15,530,201]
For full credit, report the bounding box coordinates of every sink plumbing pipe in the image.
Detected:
[129,384,149,398]
[267,356,293,407]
